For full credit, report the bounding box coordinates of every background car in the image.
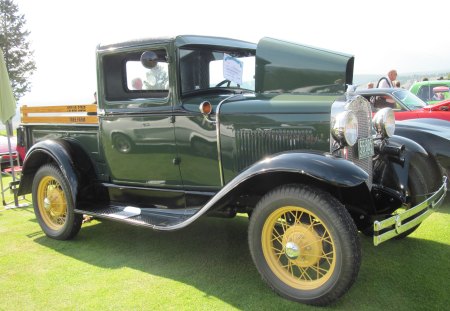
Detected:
[0,136,18,167]
[356,88,450,121]
[409,80,450,105]
[395,118,450,181]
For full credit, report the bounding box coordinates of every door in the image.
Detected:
[98,46,182,188]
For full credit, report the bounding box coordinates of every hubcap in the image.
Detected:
[285,241,299,259]
[282,225,322,267]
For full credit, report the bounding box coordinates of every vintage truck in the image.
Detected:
[17,35,447,306]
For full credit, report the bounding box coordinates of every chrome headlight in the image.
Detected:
[373,108,395,138]
[332,111,358,147]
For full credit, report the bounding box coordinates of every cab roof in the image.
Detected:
[97,35,256,52]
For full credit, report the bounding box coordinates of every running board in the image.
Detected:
[75,202,201,230]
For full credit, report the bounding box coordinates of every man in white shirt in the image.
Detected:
[377,70,397,88]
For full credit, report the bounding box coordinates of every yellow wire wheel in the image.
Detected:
[32,164,83,240]
[261,206,336,290]
[248,184,361,306]
[36,175,68,230]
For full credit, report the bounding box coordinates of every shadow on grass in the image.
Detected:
[31,213,450,310]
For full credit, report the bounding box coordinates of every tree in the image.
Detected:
[0,0,36,100]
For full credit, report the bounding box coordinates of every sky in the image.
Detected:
[13,0,450,106]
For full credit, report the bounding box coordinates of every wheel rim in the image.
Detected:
[37,175,68,230]
[262,206,336,290]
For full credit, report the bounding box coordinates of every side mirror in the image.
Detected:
[140,51,159,69]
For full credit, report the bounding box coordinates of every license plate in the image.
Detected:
[358,138,374,159]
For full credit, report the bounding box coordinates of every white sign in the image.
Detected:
[223,54,243,85]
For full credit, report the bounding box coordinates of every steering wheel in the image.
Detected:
[215,79,231,87]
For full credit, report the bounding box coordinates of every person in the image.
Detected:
[367,82,374,89]
[377,69,397,88]
[394,80,401,88]
[432,92,444,101]
[131,77,143,90]
[92,91,97,104]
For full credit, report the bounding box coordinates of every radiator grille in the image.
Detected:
[234,128,319,171]
[331,95,373,188]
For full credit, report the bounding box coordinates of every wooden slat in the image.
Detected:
[21,104,97,113]
[21,116,98,124]
[21,104,98,124]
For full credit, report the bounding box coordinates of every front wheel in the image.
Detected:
[32,164,82,240]
[248,184,361,306]
[394,155,430,239]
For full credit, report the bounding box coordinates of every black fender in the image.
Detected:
[155,151,369,231]
[17,139,79,204]
[372,135,439,209]
[228,151,369,188]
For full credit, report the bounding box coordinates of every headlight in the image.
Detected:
[373,108,395,138]
[332,111,358,147]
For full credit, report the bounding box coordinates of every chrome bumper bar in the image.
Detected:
[373,176,447,246]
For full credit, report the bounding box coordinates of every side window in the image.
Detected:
[125,60,169,92]
[417,86,431,101]
[102,49,169,104]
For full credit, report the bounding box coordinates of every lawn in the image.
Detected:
[0,178,449,310]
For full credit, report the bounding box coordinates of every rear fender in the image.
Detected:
[17,140,78,204]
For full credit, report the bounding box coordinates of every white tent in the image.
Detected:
[0,47,20,208]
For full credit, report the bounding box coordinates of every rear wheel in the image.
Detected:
[32,164,82,240]
[248,184,361,306]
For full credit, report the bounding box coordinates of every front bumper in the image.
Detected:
[373,176,447,246]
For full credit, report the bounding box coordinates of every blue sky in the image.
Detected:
[14,0,450,106]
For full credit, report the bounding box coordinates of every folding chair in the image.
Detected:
[1,151,28,208]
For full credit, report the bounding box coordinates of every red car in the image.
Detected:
[0,136,18,165]
[356,88,450,121]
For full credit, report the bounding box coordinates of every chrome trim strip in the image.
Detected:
[373,176,447,246]
[215,94,242,187]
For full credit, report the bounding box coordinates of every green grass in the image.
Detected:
[1,176,449,310]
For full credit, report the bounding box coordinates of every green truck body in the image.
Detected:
[17,35,447,306]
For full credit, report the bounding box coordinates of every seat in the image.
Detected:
[1,151,26,207]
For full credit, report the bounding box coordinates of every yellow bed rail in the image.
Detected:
[21,104,98,124]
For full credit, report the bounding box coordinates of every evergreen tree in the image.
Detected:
[0,0,36,100]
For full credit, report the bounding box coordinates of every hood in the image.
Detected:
[255,37,354,95]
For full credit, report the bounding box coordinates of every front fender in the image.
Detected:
[389,135,428,155]
[231,151,369,188]
[17,140,78,204]
[373,135,438,206]
[155,151,369,231]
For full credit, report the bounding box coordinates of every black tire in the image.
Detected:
[248,184,361,306]
[394,156,429,239]
[32,164,82,240]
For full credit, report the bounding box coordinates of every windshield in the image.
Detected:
[179,48,255,95]
[392,90,427,110]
